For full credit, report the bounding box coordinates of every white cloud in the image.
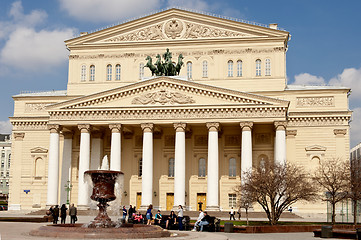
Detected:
[293,73,326,85]
[0,27,76,70]
[167,0,210,11]
[59,0,162,22]
[350,107,361,147]
[0,120,12,134]
[0,1,77,71]
[329,67,361,101]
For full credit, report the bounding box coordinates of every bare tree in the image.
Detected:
[236,162,317,225]
[313,158,350,225]
[235,186,254,225]
[349,162,361,225]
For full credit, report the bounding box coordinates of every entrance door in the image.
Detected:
[136,192,141,210]
[166,193,174,210]
[197,193,207,211]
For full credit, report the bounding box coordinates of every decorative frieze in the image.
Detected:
[183,22,246,39]
[25,103,54,112]
[131,90,195,105]
[255,133,271,144]
[288,116,350,127]
[296,97,334,107]
[225,135,241,146]
[333,129,347,135]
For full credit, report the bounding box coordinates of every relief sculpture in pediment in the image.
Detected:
[131,90,195,105]
[106,24,164,42]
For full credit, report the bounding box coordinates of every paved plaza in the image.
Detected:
[0,211,336,240]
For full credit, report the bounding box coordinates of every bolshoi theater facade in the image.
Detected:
[9,8,351,212]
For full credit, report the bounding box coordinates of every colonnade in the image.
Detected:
[46,121,287,210]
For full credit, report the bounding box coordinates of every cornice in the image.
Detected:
[49,105,287,121]
[288,116,350,127]
[11,118,48,131]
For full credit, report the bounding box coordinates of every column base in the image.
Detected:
[8,204,21,211]
[77,205,90,210]
[138,205,151,211]
[205,206,220,211]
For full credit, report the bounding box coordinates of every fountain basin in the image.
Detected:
[30,224,171,239]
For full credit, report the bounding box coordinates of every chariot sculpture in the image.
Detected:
[145,48,184,76]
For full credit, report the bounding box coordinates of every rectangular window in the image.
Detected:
[237,60,242,77]
[229,194,237,208]
[81,65,86,81]
[90,65,95,81]
[1,161,4,168]
[168,158,175,177]
[1,151,4,158]
[138,158,142,177]
[115,64,121,80]
[228,61,233,77]
[139,63,144,80]
[187,62,192,79]
[202,61,208,78]
[106,65,112,81]
[265,59,271,76]
[256,60,261,76]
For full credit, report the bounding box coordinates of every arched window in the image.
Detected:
[237,60,242,77]
[81,65,86,81]
[139,63,144,79]
[90,65,95,81]
[256,59,261,76]
[138,158,142,177]
[115,64,121,80]
[198,158,206,177]
[202,60,208,78]
[228,60,233,77]
[265,58,271,76]
[229,158,236,177]
[35,157,45,177]
[168,158,175,177]
[106,64,112,81]
[187,61,192,79]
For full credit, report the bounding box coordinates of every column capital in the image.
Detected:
[78,124,91,133]
[109,124,122,133]
[174,123,186,132]
[48,124,62,133]
[240,121,253,131]
[141,123,154,133]
[206,122,220,132]
[274,121,287,130]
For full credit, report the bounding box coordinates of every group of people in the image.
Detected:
[192,210,212,232]
[48,204,77,224]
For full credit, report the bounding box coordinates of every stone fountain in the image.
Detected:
[30,156,171,239]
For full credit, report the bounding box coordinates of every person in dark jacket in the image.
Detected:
[165,210,177,229]
[60,204,67,224]
[122,206,127,222]
[198,211,211,231]
[128,205,134,222]
[53,205,59,224]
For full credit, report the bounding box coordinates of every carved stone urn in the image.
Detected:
[84,170,123,228]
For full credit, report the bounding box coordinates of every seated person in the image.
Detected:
[154,210,162,225]
[198,211,211,232]
[133,212,143,224]
[192,210,204,231]
[165,210,177,229]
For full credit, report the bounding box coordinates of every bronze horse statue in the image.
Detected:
[145,56,157,76]
[145,49,184,76]
[175,54,184,75]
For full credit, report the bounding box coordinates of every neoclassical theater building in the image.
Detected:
[9,8,351,212]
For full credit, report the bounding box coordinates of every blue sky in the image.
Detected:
[0,0,360,147]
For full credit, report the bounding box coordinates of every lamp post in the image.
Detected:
[64,180,72,205]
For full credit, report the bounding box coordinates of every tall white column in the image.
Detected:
[206,122,220,211]
[173,123,186,208]
[109,124,122,171]
[90,131,103,171]
[141,123,153,209]
[240,122,253,184]
[47,124,61,206]
[60,131,73,206]
[274,121,287,165]
[77,124,91,209]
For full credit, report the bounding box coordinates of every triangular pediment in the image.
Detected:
[48,77,289,111]
[66,8,288,46]
[30,147,48,154]
[305,145,327,152]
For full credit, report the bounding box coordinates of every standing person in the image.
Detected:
[177,205,184,230]
[48,206,54,222]
[60,204,67,224]
[229,207,235,220]
[237,206,241,220]
[128,205,133,222]
[198,212,211,232]
[53,205,59,224]
[69,204,77,224]
[191,210,204,231]
[146,204,153,225]
[122,206,127,223]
